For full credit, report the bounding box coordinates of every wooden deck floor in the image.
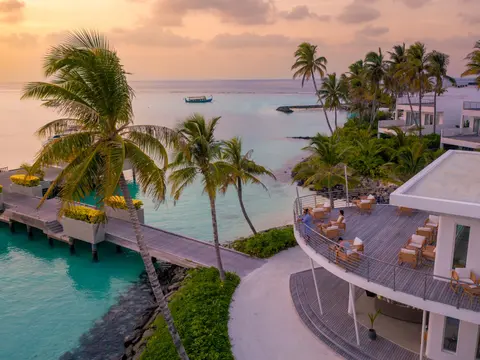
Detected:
[1,191,264,277]
[300,205,480,312]
[291,268,425,360]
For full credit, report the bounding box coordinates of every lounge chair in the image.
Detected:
[324,214,346,232]
[461,286,480,305]
[318,224,340,240]
[398,248,418,268]
[424,215,439,238]
[405,234,426,251]
[396,206,413,216]
[416,227,434,244]
[450,268,478,293]
[312,207,329,220]
[355,200,372,214]
[352,237,364,253]
[421,245,436,262]
[366,194,376,209]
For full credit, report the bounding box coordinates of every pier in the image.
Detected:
[0,173,265,277]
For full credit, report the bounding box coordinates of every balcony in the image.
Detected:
[463,101,480,111]
[294,193,480,313]
[397,96,434,107]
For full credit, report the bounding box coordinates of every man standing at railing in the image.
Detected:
[298,208,313,242]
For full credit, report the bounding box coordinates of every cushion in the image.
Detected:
[323,202,331,208]
[401,248,416,255]
[367,194,375,200]
[418,227,432,232]
[313,208,326,213]
[409,242,423,249]
[361,199,370,204]
[327,226,339,230]
[426,222,438,228]
[460,278,475,285]
[456,268,471,278]
[345,250,354,255]
[429,215,439,224]
[412,234,425,244]
[433,247,436,253]
[353,237,363,246]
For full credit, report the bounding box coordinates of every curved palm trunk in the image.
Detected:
[418,81,423,138]
[312,75,334,135]
[237,180,257,235]
[433,91,437,135]
[334,108,338,130]
[370,87,378,127]
[406,93,418,128]
[119,174,189,360]
[208,194,226,281]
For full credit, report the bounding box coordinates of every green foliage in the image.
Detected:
[141,268,240,360]
[461,40,480,89]
[368,309,382,329]
[0,185,3,194]
[229,226,296,258]
[19,162,45,180]
[105,195,143,210]
[63,205,106,224]
[422,133,440,149]
[10,174,40,187]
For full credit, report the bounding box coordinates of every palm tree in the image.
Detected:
[21,30,190,360]
[403,42,432,137]
[385,141,428,183]
[221,137,276,235]
[169,114,231,281]
[365,48,388,126]
[462,40,480,89]
[386,43,407,106]
[428,51,455,135]
[291,42,333,134]
[343,60,370,122]
[19,162,45,180]
[292,134,349,206]
[318,73,347,130]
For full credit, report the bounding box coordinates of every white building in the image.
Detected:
[294,150,480,360]
[441,101,480,150]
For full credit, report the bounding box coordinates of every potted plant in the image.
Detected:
[61,205,106,244]
[9,174,43,197]
[368,309,381,340]
[105,196,144,223]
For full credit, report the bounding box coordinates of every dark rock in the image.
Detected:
[142,329,155,340]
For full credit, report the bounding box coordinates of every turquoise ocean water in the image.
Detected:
[0,79,345,359]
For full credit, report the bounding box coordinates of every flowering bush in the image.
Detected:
[10,174,40,187]
[64,206,106,224]
[105,195,143,210]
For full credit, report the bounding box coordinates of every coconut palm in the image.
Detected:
[21,30,189,360]
[292,134,349,206]
[462,40,480,89]
[318,73,347,130]
[365,48,388,126]
[169,114,232,281]
[427,51,455,135]
[386,43,408,106]
[19,162,45,180]
[291,42,333,134]
[220,137,276,235]
[385,141,428,183]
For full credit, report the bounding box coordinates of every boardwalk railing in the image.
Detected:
[294,191,480,312]
[0,166,8,173]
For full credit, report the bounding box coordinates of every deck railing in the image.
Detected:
[294,191,480,312]
[0,166,8,173]
[463,101,480,111]
[397,96,434,106]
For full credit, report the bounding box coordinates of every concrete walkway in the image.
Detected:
[229,246,343,360]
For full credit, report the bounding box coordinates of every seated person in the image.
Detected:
[322,210,345,228]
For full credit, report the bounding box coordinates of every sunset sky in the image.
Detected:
[0,0,479,81]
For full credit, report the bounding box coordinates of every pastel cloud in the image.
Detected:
[337,0,381,24]
[357,25,389,37]
[209,33,296,49]
[110,27,202,47]
[397,0,433,8]
[279,6,330,21]
[0,0,24,23]
[0,32,36,47]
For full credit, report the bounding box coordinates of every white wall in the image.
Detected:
[427,313,479,360]
[434,215,480,279]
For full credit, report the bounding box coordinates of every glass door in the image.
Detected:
[473,118,480,134]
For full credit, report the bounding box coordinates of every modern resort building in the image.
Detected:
[292,150,480,360]
[441,101,480,150]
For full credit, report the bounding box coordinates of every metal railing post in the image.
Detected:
[367,258,370,282]
[393,266,396,291]
[423,275,427,300]
[344,165,349,206]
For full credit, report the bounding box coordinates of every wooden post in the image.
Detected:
[48,237,54,247]
[69,239,76,255]
[9,220,14,233]
[116,245,123,254]
[26,225,33,238]
[92,243,99,262]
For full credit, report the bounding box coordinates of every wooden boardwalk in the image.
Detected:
[1,191,264,277]
[290,268,425,360]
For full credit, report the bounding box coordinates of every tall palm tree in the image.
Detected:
[403,42,432,137]
[365,48,388,126]
[343,60,370,122]
[291,42,333,134]
[385,141,428,183]
[462,40,480,89]
[386,43,408,107]
[427,51,456,135]
[318,73,347,130]
[221,137,276,235]
[169,114,231,281]
[292,134,349,207]
[21,30,189,360]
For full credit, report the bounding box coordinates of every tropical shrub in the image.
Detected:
[105,195,143,210]
[10,174,40,187]
[229,226,296,258]
[141,268,240,360]
[0,185,3,194]
[63,205,106,224]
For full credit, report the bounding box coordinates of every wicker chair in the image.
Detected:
[355,200,372,214]
[398,248,418,268]
[450,268,478,293]
[405,234,426,251]
[318,225,340,240]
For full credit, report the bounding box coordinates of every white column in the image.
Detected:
[310,258,324,316]
[348,284,353,315]
[419,310,426,360]
[349,283,360,346]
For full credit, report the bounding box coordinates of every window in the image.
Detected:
[453,224,470,268]
[443,317,460,353]
[425,114,433,125]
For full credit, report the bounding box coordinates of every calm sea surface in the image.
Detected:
[0,79,345,359]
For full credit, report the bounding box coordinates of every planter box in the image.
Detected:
[62,217,105,244]
[40,180,51,190]
[106,206,144,224]
[10,183,43,197]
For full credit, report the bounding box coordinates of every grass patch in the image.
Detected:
[229,226,296,258]
[141,267,240,360]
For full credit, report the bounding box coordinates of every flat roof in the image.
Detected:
[391,150,480,219]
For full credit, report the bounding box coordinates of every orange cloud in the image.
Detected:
[0,0,24,23]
